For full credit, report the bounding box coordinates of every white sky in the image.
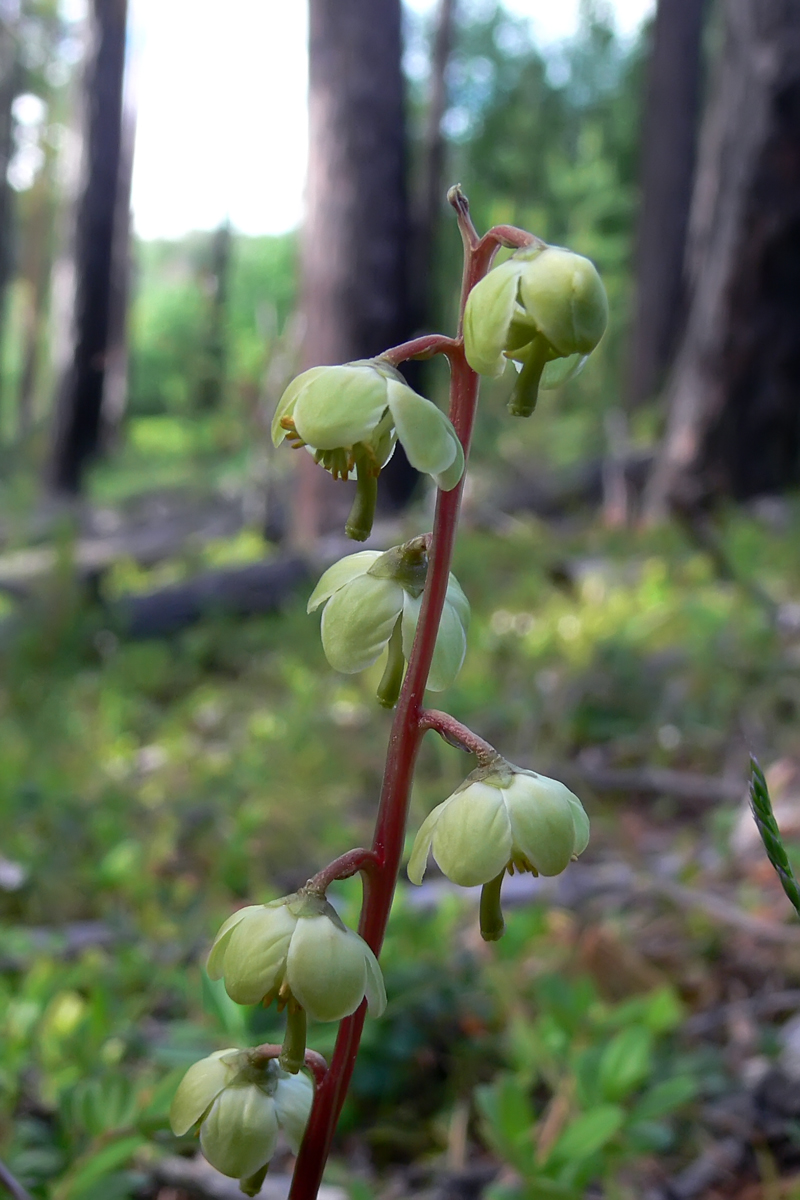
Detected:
[130,0,655,241]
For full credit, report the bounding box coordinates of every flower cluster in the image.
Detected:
[170,1049,313,1195]
[167,204,603,1189]
[272,360,464,540]
[408,759,589,940]
[308,538,470,704]
[464,244,608,417]
[207,890,386,1022]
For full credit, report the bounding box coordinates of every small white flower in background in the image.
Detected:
[408,762,589,887]
[464,244,608,416]
[207,892,386,1022]
[307,540,470,693]
[170,1049,313,1191]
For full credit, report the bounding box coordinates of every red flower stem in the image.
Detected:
[288,196,534,1200]
[306,848,380,894]
[380,333,457,366]
[419,709,500,764]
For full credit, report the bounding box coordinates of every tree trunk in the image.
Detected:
[194,220,232,413]
[294,0,410,544]
[410,0,456,333]
[48,0,128,494]
[645,0,800,516]
[100,70,136,448]
[627,0,706,409]
[0,5,19,407]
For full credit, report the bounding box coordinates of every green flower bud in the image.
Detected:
[271,360,464,540]
[463,245,608,417]
[207,892,386,1023]
[307,539,470,698]
[169,1049,313,1186]
[407,763,589,887]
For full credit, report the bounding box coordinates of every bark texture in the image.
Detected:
[303,0,408,367]
[49,0,128,494]
[645,0,800,515]
[295,0,411,542]
[627,0,706,408]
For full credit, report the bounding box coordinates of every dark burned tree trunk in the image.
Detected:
[645,0,800,516]
[49,0,128,494]
[295,0,410,543]
[101,72,136,447]
[627,0,706,408]
[195,220,232,413]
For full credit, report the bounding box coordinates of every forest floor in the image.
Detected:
[4,482,800,1200]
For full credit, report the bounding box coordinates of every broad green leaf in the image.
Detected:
[547,1105,624,1165]
[598,1026,652,1101]
[634,1075,697,1121]
[53,1134,146,1200]
[475,1076,535,1172]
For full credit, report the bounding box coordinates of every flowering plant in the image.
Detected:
[171,189,607,1198]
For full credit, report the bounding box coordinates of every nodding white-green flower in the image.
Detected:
[307,538,470,703]
[408,762,589,888]
[170,1049,313,1191]
[464,244,608,417]
[207,891,386,1023]
[271,359,464,540]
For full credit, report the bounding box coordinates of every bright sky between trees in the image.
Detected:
[130,0,655,242]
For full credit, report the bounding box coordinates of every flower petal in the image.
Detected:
[505,773,578,876]
[207,906,259,980]
[221,904,297,1005]
[169,1050,239,1135]
[386,382,463,485]
[200,1084,278,1179]
[307,552,383,613]
[320,574,403,673]
[363,944,387,1017]
[431,783,512,886]
[401,575,470,692]
[273,1070,314,1154]
[271,368,329,447]
[463,259,522,376]
[541,352,587,390]
[427,593,469,691]
[286,916,370,1022]
[434,437,465,491]
[293,364,387,450]
[568,793,590,857]
[407,801,445,884]
[517,247,608,357]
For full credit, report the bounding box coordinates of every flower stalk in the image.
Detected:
[288,187,538,1200]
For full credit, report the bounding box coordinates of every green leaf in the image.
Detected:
[547,1105,625,1165]
[642,987,684,1034]
[749,755,800,919]
[475,1076,535,1172]
[52,1135,146,1200]
[598,1026,652,1101]
[634,1075,697,1121]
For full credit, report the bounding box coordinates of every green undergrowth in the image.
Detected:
[2,503,800,1195]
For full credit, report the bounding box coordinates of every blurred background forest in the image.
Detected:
[2,0,800,1197]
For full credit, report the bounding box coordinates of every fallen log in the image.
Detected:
[114,555,310,638]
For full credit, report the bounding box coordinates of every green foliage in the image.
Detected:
[750,756,800,919]
[128,232,297,418]
[475,976,698,1199]
[3,497,794,1191]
